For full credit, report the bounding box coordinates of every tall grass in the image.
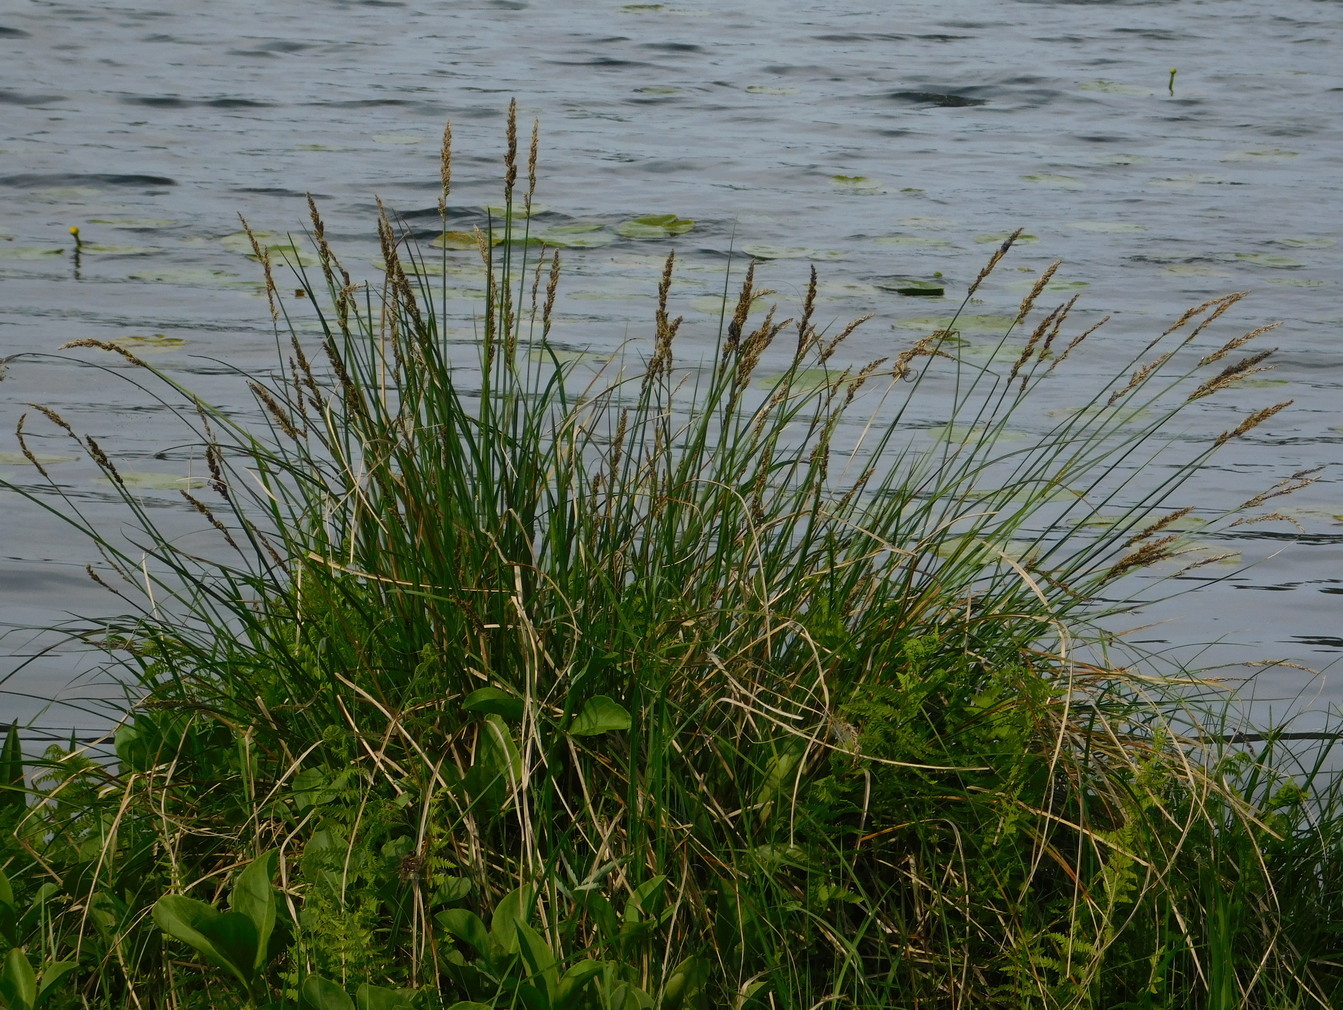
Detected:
[1,103,1339,1010]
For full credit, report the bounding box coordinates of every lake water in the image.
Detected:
[2,0,1340,740]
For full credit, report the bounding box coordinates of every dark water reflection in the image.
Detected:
[2,0,1340,733]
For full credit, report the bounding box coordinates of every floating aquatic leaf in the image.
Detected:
[1079,80,1150,95]
[1067,220,1146,234]
[615,214,695,239]
[110,333,187,350]
[831,175,882,194]
[82,243,158,256]
[219,231,318,265]
[1163,265,1230,276]
[692,294,770,316]
[0,452,77,466]
[128,266,252,287]
[1020,173,1085,189]
[740,245,844,261]
[87,217,177,229]
[974,233,1038,244]
[0,246,64,260]
[901,215,958,229]
[432,230,495,250]
[539,223,616,248]
[528,348,612,366]
[371,132,426,146]
[1267,276,1327,288]
[99,472,207,491]
[874,277,945,297]
[894,314,1016,333]
[871,235,954,248]
[1274,237,1335,249]
[1223,148,1298,161]
[620,3,665,9]
[484,202,550,219]
[1233,253,1304,268]
[1151,175,1239,188]
[758,367,842,390]
[636,86,683,95]
[746,86,798,96]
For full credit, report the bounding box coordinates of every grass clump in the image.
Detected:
[2,102,1341,1010]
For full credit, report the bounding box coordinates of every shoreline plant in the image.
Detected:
[1,102,1340,1009]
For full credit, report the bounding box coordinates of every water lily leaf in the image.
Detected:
[81,243,158,256]
[1223,148,1298,161]
[615,214,695,239]
[1079,80,1150,95]
[1267,276,1327,287]
[219,231,318,266]
[894,314,1016,333]
[0,246,65,260]
[740,244,844,260]
[758,367,840,390]
[99,472,206,491]
[831,175,882,194]
[432,230,496,249]
[0,452,77,466]
[872,235,954,248]
[1163,264,1230,277]
[86,217,177,229]
[1233,253,1304,268]
[635,86,683,95]
[110,333,186,350]
[1067,220,1146,234]
[128,266,251,287]
[1020,173,1084,189]
[875,277,945,297]
[1274,237,1334,249]
[746,85,798,96]
[539,223,616,248]
[691,294,769,315]
[974,233,1038,244]
[371,132,426,146]
[484,202,549,219]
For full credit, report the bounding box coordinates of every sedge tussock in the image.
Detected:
[1,107,1334,1010]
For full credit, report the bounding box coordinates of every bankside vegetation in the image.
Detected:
[2,103,1341,1010]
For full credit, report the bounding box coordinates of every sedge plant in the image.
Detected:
[0,101,1339,1010]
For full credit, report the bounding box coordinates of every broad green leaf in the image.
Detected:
[447,1003,495,1010]
[515,922,558,998]
[623,876,667,925]
[464,688,525,722]
[300,975,355,1010]
[661,955,709,1010]
[355,983,415,1010]
[490,884,534,956]
[607,981,655,1010]
[0,867,13,908]
[33,962,77,1006]
[569,696,631,736]
[152,896,255,991]
[555,960,605,1010]
[1,948,36,1010]
[437,908,491,957]
[231,850,279,972]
